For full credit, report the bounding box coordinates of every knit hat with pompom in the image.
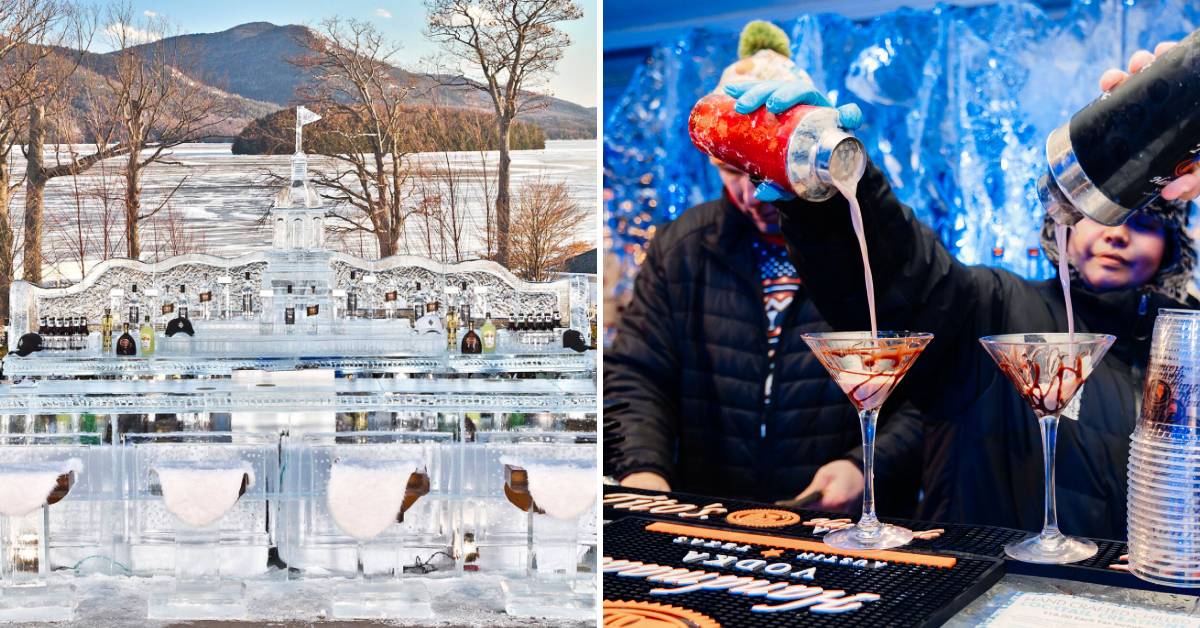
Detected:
[712,21,813,93]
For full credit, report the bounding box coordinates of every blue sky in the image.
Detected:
[106,0,598,107]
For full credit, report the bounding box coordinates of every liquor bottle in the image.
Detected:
[166,285,196,338]
[101,309,113,354]
[411,281,425,325]
[426,286,441,321]
[460,304,482,354]
[159,302,175,336]
[589,303,598,349]
[128,284,141,325]
[199,289,213,321]
[384,290,398,319]
[346,271,359,319]
[552,309,562,330]
[446,306,459,351]
[46,317,58,352]
[80,412,98,445]
[71,317,82,352]
[361,273,378,318]
[305,287,319,334]
[139,315,155,356]
[177,285,189,320]
[507,311,517,333]
[217,276,232,319]
[259,288,274,335]
[481,312,496,354]
[284,284,296,334]
[116,322,137,356]
[241,271,255,319]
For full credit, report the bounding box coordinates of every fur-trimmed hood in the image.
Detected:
[1039,198,1196,302]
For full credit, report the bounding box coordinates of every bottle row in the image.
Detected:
[21,293,594,358]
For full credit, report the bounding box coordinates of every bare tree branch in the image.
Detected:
[424,0,581,266]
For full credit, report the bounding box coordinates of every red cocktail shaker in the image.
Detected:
[689,93,866,201]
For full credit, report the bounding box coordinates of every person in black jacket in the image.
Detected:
[730,44,1197,540]
[605,21,924,513]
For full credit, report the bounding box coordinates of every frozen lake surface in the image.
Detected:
[7,140,596,283]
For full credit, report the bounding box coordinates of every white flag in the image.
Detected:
[297,106,322,126]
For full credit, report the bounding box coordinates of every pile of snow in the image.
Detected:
[326,458,423,541]
[0,458,83,517]
[499,456,595,521]
[152,461,254,527]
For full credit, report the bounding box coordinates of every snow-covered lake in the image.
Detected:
[7,140,597,283]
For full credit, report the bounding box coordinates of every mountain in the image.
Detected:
[125,22,596,140]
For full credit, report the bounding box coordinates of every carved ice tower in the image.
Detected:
[273,106,325,250]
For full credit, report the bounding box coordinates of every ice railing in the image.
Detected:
[9,251,589,354]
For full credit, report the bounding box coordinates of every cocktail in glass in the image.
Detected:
[802,331,933,550]
[979,333,1114,564]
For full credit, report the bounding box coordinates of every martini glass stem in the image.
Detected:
[857,408,881,537]
[1039,415,1062,541]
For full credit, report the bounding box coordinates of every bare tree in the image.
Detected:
[424,0,583,267]
[145,201,206,260]
[290,17,418,258]
[19,5,130,285]
[44,156,127,279]
[0,0,72,315]
[97,2,234,260]
[416,106,469,262]
[508,176,588,282]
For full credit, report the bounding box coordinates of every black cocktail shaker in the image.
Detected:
[1040,28,1200,226]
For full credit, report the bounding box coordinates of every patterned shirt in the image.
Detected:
[753,235,802,408]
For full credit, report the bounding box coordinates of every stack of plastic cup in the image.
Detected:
[1128,308,1200,587]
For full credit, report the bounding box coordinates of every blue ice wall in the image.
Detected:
[604,0,1200,296]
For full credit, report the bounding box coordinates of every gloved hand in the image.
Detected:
[724,80,864,202]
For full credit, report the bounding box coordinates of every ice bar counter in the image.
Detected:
[0,162,597,623]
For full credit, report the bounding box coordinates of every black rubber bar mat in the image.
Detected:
[602,516,1005,627]
[603,484,1187,595]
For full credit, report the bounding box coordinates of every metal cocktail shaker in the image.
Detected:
[1040,28,1200,226]
[688,93,866,201]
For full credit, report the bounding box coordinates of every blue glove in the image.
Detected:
[724,81,865,201]
[724,81,864,129]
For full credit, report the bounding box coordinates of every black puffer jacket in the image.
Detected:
[778,161,1192,540]
[605,195,923,509]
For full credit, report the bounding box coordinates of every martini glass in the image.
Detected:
[979,333,1114,564]
[802,331,934,550]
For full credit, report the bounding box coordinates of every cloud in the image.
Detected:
[375,8,392,19]
[143,10,156,17]
[105,21,160,45]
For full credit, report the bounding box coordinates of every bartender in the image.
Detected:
[605,21,924,514]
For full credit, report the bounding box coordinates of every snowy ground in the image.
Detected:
[5,140,597,284]
[15,572,594,627]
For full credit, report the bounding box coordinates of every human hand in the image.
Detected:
[723,81,863,128]
[620,471,671,492]
[1098,41,1199,201]
[724,81,864,202]
[793,459,864,513]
